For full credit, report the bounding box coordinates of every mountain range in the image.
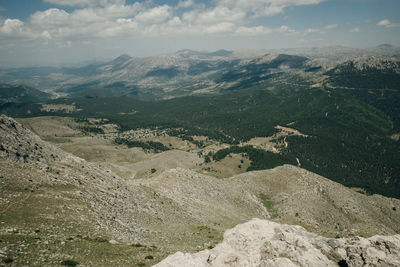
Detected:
[0,45,400,265]
[1,45,399,100]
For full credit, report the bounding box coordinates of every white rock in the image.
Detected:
[155,218,400,267]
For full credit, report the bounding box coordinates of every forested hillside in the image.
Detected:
[2,84,399,198]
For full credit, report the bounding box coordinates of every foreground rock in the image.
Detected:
[155,218,400,267]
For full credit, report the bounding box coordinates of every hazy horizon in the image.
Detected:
[1,43,399,68]
[1,0,400,67]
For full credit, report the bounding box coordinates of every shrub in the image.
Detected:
[61,260,79,267]
[2,258,13,264]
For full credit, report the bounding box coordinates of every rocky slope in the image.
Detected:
[329,57,400,73]
[155,218,400,267]
[325,56,400,90]
[0,115,268,265]
[1,114,400,265]
[0,114,67,162]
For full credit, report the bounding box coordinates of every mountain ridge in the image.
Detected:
[0,45,399,100]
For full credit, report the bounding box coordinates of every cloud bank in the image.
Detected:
[0,0,327,42]
[377,19,400,28]
[2,0,396,66]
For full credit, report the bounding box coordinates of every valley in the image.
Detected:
[1,46,400,266]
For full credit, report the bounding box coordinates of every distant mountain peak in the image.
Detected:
[377,44,394,49]
[115,54,132,60]
[176,49,195,54]
[176,49,233,58]
[110,54,132,65]
[209,49,233,57]
[253,53,308,67]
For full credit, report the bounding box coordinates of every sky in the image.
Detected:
[0,0,399,66]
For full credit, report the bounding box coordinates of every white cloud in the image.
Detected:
[135,5,171,24]
[203,22,235,34]
[182,6,245,25]
[215,0,325,17]
[68,2,142,23]
[277,25,295,33]
[324,24,338,30]
[25,3,142,40]
[377,19,390,27]
[305,28,319,34]
[0,19,34,39]
[349,27,360,33]
[0,19,24,34]
[0,0,325,45]
[177,0,195,9]
[377,19,400,28]
[235,26,272,36]
[31,8,69,26]
[167,17,184,27]
[57,40,72,48]
[235,25,296,36]
[43,0,126,7]
[304,23,337,35]
[41,30,52,39]
[99,22,137,38]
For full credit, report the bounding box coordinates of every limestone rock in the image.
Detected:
[155,218,400,267]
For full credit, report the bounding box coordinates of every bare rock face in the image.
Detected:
[0,114,67,162]
[155,218,400,267]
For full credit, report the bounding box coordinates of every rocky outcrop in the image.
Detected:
[155,218,400,267]
[349,56,400,72]
[330,57,400,73]
[0,115,68,162]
